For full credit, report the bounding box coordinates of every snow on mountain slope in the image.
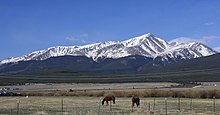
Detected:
[0,33,217,64]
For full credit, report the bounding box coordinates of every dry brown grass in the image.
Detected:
[19,89,220,99]
[0,96,220,115]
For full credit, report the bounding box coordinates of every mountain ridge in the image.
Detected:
[1,53,219,74]
[0,33,217,65]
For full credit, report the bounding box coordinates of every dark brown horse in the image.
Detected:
[102,95,115,105]
[132,95,140,108]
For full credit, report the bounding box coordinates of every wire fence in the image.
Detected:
[0,96,220,115]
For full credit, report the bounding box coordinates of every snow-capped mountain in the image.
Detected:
[0,33,217,65]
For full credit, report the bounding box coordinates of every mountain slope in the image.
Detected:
[1,53,219,74]
[0,33,217,65]
[139,53,220,73]
[0,53,219,84]
[0,55,152,74]
[141,53,220,82]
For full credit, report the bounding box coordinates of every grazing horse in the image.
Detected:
[132,95,140,108]
[102,95,115,105]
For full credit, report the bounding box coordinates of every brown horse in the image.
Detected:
[102,95,115,105]
[132,95,140,108]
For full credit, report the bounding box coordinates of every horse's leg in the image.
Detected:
[106,101,108,106]
[137,102,140,107]
[102,99,105,106]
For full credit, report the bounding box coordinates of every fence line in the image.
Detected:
[0,97,219,115]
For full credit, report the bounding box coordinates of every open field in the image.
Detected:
[0,82,178,92]
[1,82,219,92]
[0,96,220,115]
[1,82,220,114]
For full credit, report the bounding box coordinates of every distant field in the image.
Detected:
[0,82,177,92]
[1,82,219,92]
[0,96,219,115]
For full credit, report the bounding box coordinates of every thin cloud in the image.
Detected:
[204,22,215,26]
[66,37,86,43]
[170,37,199,43]
[170,36,220,45]
[65,34,90,44]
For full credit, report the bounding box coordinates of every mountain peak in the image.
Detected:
[122,33,157,46]
[130,33,155,40]
[141,33,155,37]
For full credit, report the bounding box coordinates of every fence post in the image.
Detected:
[131,103,133,112]
[61,98,64,114]
[178,97,180,111]
[110,101,112,115]
[153,98,155,110]
[17,99,20,115]
[11,108,13,115]
[148,103,151,111]
[98,97,101,115]
[190,98,193,111]
[213,96,216,112]
[165,98,167,115]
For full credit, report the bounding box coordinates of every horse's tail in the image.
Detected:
[112,96,115,104]
[102,99,105,105]
[137,98,140,107]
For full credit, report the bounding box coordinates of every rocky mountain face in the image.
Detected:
[0,33,217,65]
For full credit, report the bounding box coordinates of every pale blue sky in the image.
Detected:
[0,0,220,60]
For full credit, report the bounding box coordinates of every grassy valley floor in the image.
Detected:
[0,96,220,115]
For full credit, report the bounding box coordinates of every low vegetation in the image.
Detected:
[0,96,219,115]
[20,89,220,99]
